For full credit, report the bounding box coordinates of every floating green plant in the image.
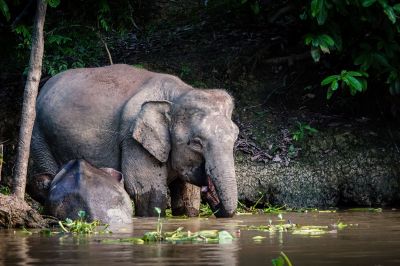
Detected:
[245,223,297,232]
[292,226,327,236]
[332,221,348,229]
[263,204,286,214]
[58,211,110,234]
[252,235,266,241]
[347,208,382,212]
[272,252,293,266]
[102,238,145,245]
[163,228,233,244]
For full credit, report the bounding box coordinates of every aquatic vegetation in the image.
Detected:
[272,252,293,266]
[163,228,234,244]
[292,226,328,236]
[102,238,145,245]
[139,227,234,244]
[332,221,348,230]
[252,235,266,241]
[199,203,215,217]
[347,208,382,212]
[236,199,285,215]
[263,204,286,214]
[245,223,298,232]
[244,212,348,236]
[139,208,234,243]
[22,227,33,235]
[58,211,110,234]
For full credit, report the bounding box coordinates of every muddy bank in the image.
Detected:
[235,114,400,208]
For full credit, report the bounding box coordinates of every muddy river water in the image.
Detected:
[1,211,400,265]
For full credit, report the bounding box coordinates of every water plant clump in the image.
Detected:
[243,213,349,236]
[347,208,382,212]
[58,210,110,234]
[140,208,234,243]
[272,252,293,266]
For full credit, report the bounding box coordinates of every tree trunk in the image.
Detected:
[0,144,3,183]
[12,0,47,200]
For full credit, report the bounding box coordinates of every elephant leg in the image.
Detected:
[169,179,201,217]
[29,126,59,204]
[122,140,168,217]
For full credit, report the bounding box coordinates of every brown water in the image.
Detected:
[1,211,400,266]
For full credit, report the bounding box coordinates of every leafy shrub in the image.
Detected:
[301,0,400,98]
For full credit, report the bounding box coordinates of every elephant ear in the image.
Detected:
[131,101,172,163]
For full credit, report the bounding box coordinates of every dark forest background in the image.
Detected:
[1,0,400,201]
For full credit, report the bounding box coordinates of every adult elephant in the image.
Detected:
[31,64,239,217]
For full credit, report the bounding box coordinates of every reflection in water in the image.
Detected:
[1,212,400,265]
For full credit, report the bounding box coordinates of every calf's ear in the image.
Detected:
[131,101,172,163]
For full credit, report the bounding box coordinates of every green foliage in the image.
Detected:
[154,206,163,240]
[58,210,110,234]
[310,0,328,25]
[1,0,136,76]
[199,203,215,216]
[180,65,191,77]
[302,0,400,97]
[321,70,368,99]
[304,33,336,62]
[0,0,10,21]
[0,185,11,195]
[272,252,293,266]
[13,25,31,49]
[47,0,60,8]
[98,0,111,32]
[292,122,318,141]
[162,227,234,244]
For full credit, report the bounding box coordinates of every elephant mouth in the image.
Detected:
[200,176,221,213]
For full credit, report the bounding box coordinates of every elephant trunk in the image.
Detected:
[202,147,237,218]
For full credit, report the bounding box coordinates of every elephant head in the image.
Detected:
[131,89,239,217]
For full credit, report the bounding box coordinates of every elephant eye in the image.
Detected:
[189,137,203,151]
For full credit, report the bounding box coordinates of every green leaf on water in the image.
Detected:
[348,208,382,212]
[78,210,86,219]
[143,231,159,242]
[120,237,145,244]
[336,222,348,230]
[252,236,266,241]
[218,231,234,244]
[271,256,285,266]
[272,252,293,266]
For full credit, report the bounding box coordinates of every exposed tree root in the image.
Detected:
[0,194,46,228]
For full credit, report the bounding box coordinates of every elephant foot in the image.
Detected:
[27,173,53,205]
[171,206,199,217]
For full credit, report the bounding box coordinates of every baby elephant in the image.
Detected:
[45,159,133,225]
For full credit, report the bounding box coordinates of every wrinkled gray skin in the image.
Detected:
[46,159,133,224]
[32,64,239,217]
